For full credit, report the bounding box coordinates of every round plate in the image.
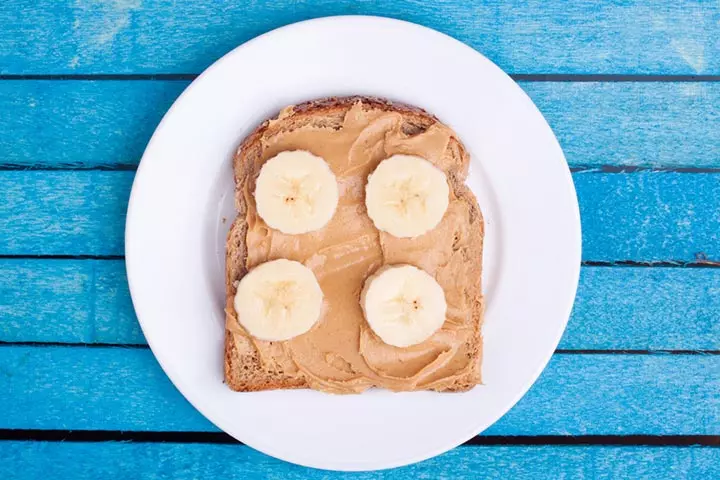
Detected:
[126,16,581,472]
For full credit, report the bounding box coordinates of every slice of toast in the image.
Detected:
[225,96,484,392]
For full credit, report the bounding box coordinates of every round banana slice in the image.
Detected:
[365,154,450,238]
[234,259,323,341]
[255,150,339,234]
[361,264,447,347]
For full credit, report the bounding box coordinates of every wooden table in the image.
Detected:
[1,1,718,478]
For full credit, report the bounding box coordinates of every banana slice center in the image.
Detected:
[385,295,425,324]
[234,259,323,341]
[361,265,447,347]
[385,177,429,216]
[257,280,299,317]
[255,150,339,235]
[366,155,449,238]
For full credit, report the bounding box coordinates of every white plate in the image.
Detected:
[126,16,581,472]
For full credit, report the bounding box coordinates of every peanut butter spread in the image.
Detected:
[227,101,483,393]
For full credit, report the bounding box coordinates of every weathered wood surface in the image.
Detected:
[0,81,186,168]
[0,171,132,256]
[2,171,718,261]
[575,172,720,262]
[0,1,718,75]
[0,442,717,480]
[2,259,718,351]
[0,259,141,345]
[1,1,718,477]
[2,81,719,169]
[1,346,717,435]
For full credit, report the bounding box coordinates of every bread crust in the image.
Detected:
[225,96,484,392]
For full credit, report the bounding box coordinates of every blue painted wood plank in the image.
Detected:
[575,172,720,262]
[491,354,720,437]
[0,171,130,256]
[2,81,720,169]
[0,1,718,75]
[523,82,720,169]
[0,81,185,168]
[1,171,718,261]
[0,260,142,344]
[0,347,717,435]
[0,443,717,480]
[2,259,719,350]
[563,267,720,351]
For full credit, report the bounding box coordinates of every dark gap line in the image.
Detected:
[3,256,720,268]
[570,165,720,174]
[512,74,720,82]
[555,349,720,356]
[464,435,720,447]
[0,430,716,447]
[2,74,720,82]
[0,430,230,443]
[0,74,198,81]
[0,255,125,260]
[0,164,138,172]
[1,342,716,356]
[3,165,720,174]
[0,341,148,349]
[582,260,720,268]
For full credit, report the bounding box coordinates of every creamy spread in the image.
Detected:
[227,101,482,393]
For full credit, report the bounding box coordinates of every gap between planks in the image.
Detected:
[2,74,720,82]
[3,165,720,173]
[2,255,719,268]
[0,430,716,447]
[0,342,717,355]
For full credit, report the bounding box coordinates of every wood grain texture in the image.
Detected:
[565,267,720,351]
[0,259,141,344]
[0,81,185,168]
[575,172,720,262]
[2,81,720,169]
[1,1,717,476]
[0,346,717,435]
[2,171,718,261]
[525,82,720,169]
[0,1,718,75]
[0,171,130,256]
[3,259,719,350]
[0,443,717,480]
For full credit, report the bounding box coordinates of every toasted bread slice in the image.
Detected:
[225,96,484,392]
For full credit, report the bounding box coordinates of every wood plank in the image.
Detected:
[0,346,717,435]
[0,259,141,345]
[525,82,720,169]
[0,443,717,480]
[3,259,719,351]
[565,267,720,351]
[574,172,720,262]
[0,81,185,168]
[0,171,130,256]
[2,81,720,169]
[0,1,718,75]
[1,171,718,261]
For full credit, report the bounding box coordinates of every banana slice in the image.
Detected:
[365,154,449,238]
[234,259,323,341]
[361,264,447,347]
[255,150,339,234]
